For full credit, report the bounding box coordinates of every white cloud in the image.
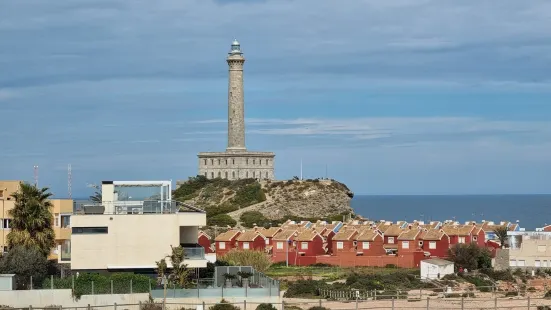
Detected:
[0,89,17,101]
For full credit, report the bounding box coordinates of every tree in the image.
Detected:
[0,246,48,289]
[240,211,269,228]
[448,243,490,271]
[256,304,277,310]
[209,299,239,310]
[208,214,237,227]
[494,226,509,248]
[156,245,191,288]
[7,183,55,257]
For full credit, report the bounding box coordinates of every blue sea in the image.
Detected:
[351,195,551,230]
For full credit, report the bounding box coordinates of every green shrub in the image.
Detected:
[240,211,269,228]
[205,204,239,217]
[231,183,266,207]
[284,280,328,298]
[220,249,272,272]
[44,273,154,299]
[174,175,211,200]
[209,299,239,310]
[545,290,551,299]
[208,214,237,227]
[256,304,277,310]
[480,268,513,281]
[505,291,519,297]
[307,307,330,310]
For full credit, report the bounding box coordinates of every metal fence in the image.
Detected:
[5,298,551,310]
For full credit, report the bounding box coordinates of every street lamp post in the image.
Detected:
[1,188,7,254]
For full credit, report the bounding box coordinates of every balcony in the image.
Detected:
[73,200,205,215]
[181,243,206,260]
[54,227,71,240]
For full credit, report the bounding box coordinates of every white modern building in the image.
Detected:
[420,258,454,280]
[68,181,207,273]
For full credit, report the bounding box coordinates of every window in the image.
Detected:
[2,219,12,229]
[232,171,236,178]
[204,172,207,177]
[258,171,261,179]
[545,260,549,268]
[0,190,3,198]
[246,172,249,178]
[2,246,6,254]
[473,236,478,241]
[510,260,517,267]
[219,242,226,249]
[266,159,269,165]
[429,241,437,249]
[265,239,270,245]
[225,159,228,165]
[72,227,108,234]
[246,159,249,164]
[259,159,262,165]
[388,237,395,244]
[301,242,308,250]
[253,159,256,165]
[518,260,526,267]
[218,159,221,165]
[538,245,546,252]
[337,242,344,249]
[54,214,59,226]
[535,260,541,268]
[204,159,207,165]
[211,172,214,178]
[232,159,235,165]
[402,241,409,249]
[265,172,268,178]
[243,242,250,250]
[225,172,228,178]
[252,171,255,178]
[458,237,466,244]
[363,242,370,249]
[277,242,283,249]
[218,172,221,178]
[211,159,214,165]
[61,215,70,228]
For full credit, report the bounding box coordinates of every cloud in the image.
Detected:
[0,89,17,101]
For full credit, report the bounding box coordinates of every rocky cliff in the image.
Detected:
[174,176,354,220]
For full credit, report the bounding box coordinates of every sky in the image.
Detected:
[1,0,551,197]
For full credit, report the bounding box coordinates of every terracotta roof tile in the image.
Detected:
[273,229,298,241]
[259,227,282,238]
[356,230,380,241]
[398,229,421,241]
[333,229,358,241]
[441,225,475,236]
[236,230,265,242]
[419,229,445,241]
[382,225,404,236]
[215,230,241,242]
[295,230,321,241]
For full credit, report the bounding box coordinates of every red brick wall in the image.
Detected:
[216,240,235,257]
[298,235,325,256]
[384,235,398,245]
[357,235,386,256]
[238,236,266,251]
[422,236,450,258]
[198,235,214,254]
[332,240,356,256]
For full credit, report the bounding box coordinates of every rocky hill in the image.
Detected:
[173,176,354,221]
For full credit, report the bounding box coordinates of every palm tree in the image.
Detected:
[88,183,102,203]
[7,182,55,257]
[494,226,509,248]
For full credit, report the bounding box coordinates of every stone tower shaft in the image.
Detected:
[226,40,246,152]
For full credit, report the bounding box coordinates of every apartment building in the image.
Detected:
[0,180,72,260]
[505,231,551,269]
[68,180,207,273]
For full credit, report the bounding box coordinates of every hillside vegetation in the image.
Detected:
[174,176,354,223]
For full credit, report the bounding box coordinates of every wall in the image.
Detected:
[332,239,355,256]
[199,234,214,254]
[198,152,275,180]
[422,236,450,258]
[0,290,148,308]
[509,238,551,269]
[420,262,454,279]
[238,236,265,251]
[494,248,510,270]
[358,236,386,256]
[72,213,206,270]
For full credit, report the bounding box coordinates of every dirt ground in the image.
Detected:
[283,296,551,309]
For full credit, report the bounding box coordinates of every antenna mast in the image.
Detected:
[68,164,72,199]
[33,165,39,187]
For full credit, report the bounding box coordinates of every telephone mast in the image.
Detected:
[33,165,39,187]
[68,164,72,199]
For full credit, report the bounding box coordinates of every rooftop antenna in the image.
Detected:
[33,165,39,187]
[68,164,72,199]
